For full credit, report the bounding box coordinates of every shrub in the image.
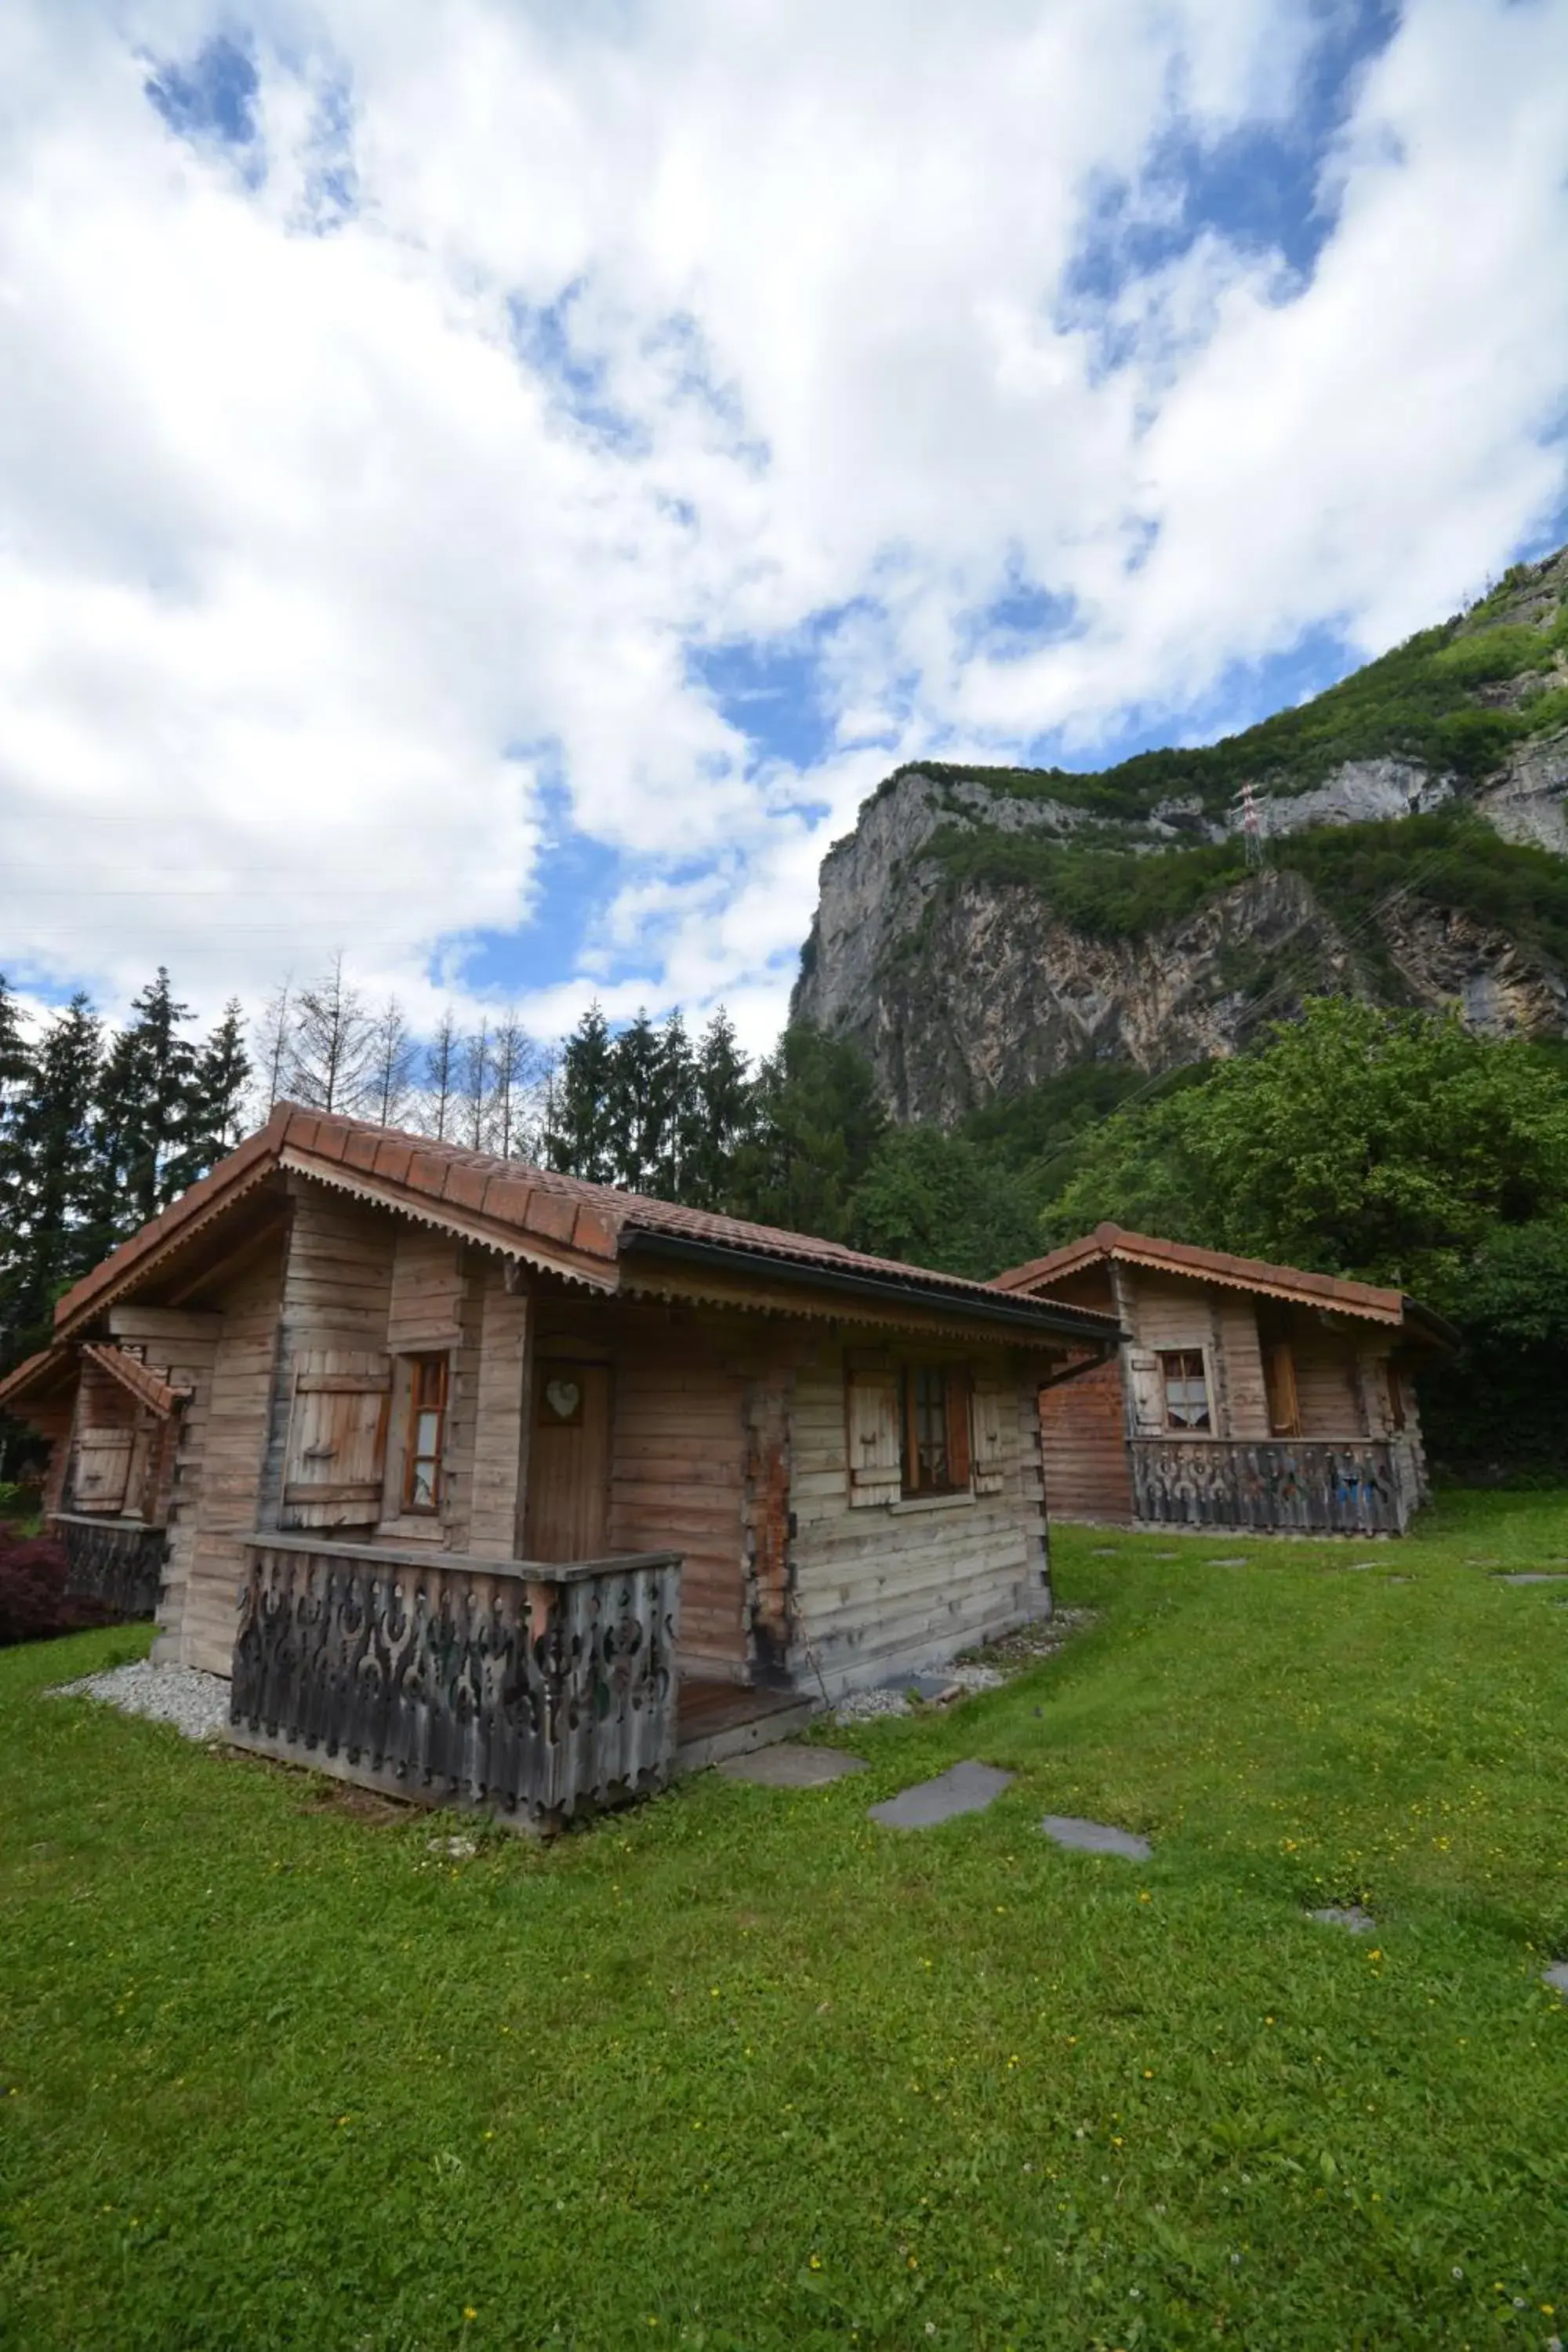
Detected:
[0,1524,117,1648]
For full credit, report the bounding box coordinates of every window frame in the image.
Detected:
[898,1363,973,1500]
[1157,1347,1212,1433]
[400,1352,451,1516]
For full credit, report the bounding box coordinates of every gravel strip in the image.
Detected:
[48,1660,231,1743]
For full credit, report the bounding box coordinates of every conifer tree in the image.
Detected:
[289,954,373,1116]
[605,1010,663,1191]
[186,1000,252,1167]
[112,967,199,1227]
[544,1003,617,1182]
[688,1007,753,1209]
[490,1011,533,1159]
[424,1011,459,1141]
[366,999,416,1130]
[2,995,103,1358]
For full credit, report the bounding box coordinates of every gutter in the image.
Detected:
[619,1227,1124,1349]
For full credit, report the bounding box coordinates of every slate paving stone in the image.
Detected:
[1497,1572,1568,1584]
[1544,1962,1568,1999]
[868,1760,1014,1828]
[880,1671,963,1703]
[1040,1814,1152,1861]
[720,1745,868,1788]
[1311,1904,1377,1934]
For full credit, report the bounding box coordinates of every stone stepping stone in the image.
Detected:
[1207,1556,1250,1567]
[1311,1904,1376,1934]
[720,1744,867,1788]
[878,1670,962,1704]
[1040,1814,1152,1861]
[1543,1962,1568,2000]
[868,1760,1013,1828]
[1497,1572,1568,1585]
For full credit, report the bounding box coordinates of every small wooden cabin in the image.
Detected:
[992,1224,1452,1537]
[0,1105,1115,1825]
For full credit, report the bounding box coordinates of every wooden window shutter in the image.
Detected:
[971,1381,1007,1495]
[845,1366,902,1507]
[946,1367,973,1490]
[1126,1350,1164,1433]
[1265,1342,1301,1437]
[72,1428,135,1513]
[281,1349,393,1530]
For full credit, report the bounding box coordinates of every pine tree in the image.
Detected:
[2,995,103,1359]
[184,1000,252,1170]
[688,1007,753,1209]
[424,1011,459,1141]
[730,1024,884,1240]
[289,954,373,1116]
[652,1010,699,1198]
[254,978,295,1110]
[605,1010,663,1191]
[114,967,200,1227]
[543,1004,617,1182]
[0,978,34,1370]
[490,1011,533,1159]
[366,999,416,1130]
[458,1020,490,1151]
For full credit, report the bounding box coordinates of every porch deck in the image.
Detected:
[676,1679,816,1773]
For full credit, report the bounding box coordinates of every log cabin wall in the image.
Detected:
[158,1243,285,1672]
[1122,1269,1270,1439]
[1028,1267,1132,1522]
[107,1307,222,1637]
[599,1302,751,1682]
[1289,1314,1372,1436]
[784,1338,1050,1698]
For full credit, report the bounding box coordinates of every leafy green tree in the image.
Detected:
[731,1025,885,1241]
[849,1126,1041,1279]
[1051,1000,1568,1296]
[1420,1218,1568,1477]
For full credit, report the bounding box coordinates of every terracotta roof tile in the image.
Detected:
[441,1160,492,1215]
[372,1136,415,1184]
[343,1128,383,1174]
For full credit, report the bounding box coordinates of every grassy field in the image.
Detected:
[2,1493,1566,2350]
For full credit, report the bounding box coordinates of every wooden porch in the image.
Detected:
[226,1534,813,1831]
[1127,1436,1421,1535]
[49,1511,169,1621]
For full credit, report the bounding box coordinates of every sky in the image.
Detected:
[2,0,1566,1055]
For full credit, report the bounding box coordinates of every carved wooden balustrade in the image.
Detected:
[50,1512,169,1621]
[1128,1438,1417,1535]
[228,1536,682,1831]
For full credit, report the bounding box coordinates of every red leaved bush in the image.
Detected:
[0,1523,117,1647]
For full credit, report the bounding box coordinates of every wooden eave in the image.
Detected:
[79,1342,188,1418]
[0,1341,77,1415]
[277,1150,619,1294]
[993,1222,1410,1328]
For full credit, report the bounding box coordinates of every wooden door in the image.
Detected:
[523,1360,612,1562]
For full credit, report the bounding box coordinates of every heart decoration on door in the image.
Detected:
[544,1377,583,1421]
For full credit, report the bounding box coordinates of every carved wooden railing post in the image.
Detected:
[49,1512,169,1621]
[1127,1438,1410,1535]
[229,1537,681,1831]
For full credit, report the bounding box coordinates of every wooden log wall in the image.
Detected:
[1125,1269,1270,1439]
[1039,1356,1133,1522]
[602,1305,750,1681]
[784,1341,1051,1698]
[162,1247,286,1673]
[468,1266,531,1559]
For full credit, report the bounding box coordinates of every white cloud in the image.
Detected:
[0,0,1564,1064]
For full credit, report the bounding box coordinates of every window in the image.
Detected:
[900,1365,973,1497]
[1159,1349,1210,1432]
[402,1354,449,1513]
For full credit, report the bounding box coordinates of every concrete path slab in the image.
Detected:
[1544,1962,1568,1999]
[1206,1556,1250,1567]
[1040,1814,1152,1861]
[1497,1572,1568,1584]
[869,1760,1014,1828]
[720,1744,868,1788]
[1311,1904,1376,1934]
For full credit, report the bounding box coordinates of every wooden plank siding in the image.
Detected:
[604,1309,750,1681]
[158,1245,285,1673]
[783,1346,1050,1697]
[1040,1356,1133,1521]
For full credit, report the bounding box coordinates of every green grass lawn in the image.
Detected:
[3,1494,1566,2351]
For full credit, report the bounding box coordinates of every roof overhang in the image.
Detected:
[619,1228,1123,1348]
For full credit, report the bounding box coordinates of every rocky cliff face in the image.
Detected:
[793,551,1568,1124]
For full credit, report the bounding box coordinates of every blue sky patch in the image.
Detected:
[509,285,648,453]
[145,34,260,149]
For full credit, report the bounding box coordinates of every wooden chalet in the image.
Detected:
[0,1105,1115,1828]
[993,1224,1454,1537]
